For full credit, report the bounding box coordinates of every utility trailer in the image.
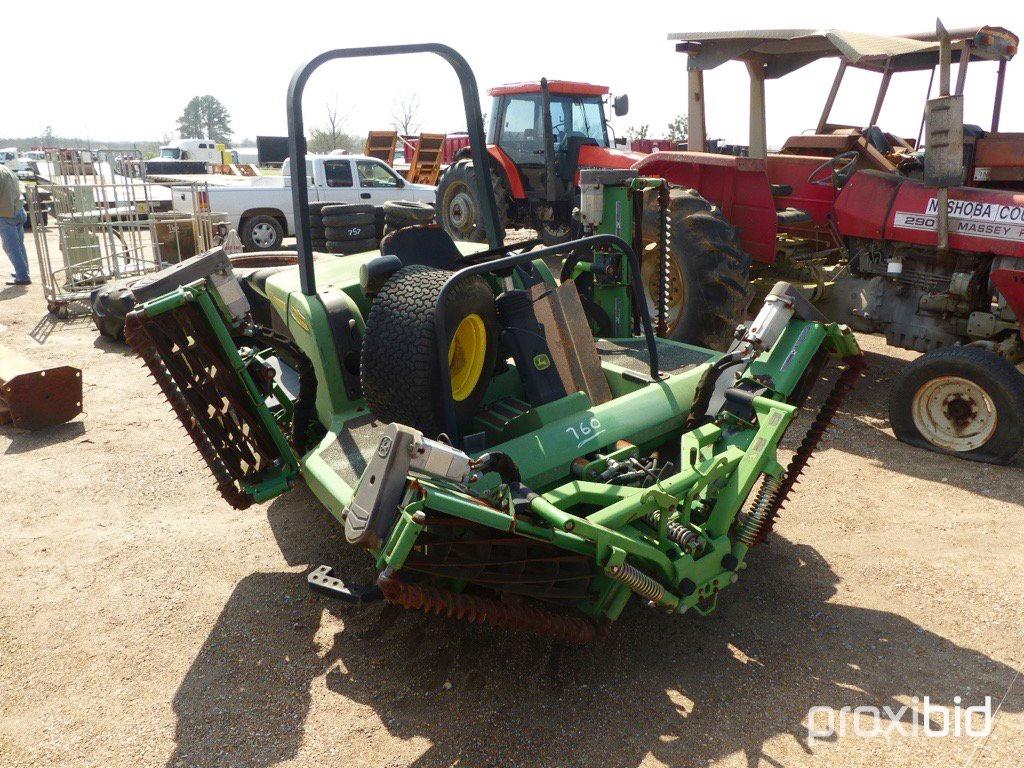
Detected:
[125,44,862,641]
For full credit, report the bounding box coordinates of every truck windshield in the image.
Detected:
[159,148,181,159]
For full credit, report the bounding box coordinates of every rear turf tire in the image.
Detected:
[642,187,750,349]
[889,346,1024,464]
[361,265,498,436]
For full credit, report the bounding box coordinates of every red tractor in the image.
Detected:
[437,78,751,349]
[625,23,1024,464]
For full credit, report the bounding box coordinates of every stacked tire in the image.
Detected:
[320,203,378,255]
[307,202,330,252]
[382,200,436,238]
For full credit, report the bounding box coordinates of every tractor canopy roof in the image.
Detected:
[669,26,1018,78]
[488,81,609,97]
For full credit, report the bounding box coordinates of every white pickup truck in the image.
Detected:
[170,153,436,251]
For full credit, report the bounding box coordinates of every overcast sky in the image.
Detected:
[8,2,1023,149]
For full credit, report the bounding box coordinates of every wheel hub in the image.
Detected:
[446,185,476,234]
[911,375,998,452]
[448,313,487,402]
[252,223,277,248]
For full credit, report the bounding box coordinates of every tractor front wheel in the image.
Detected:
[889,345,1024,464]
[437,160,508,243]
[643,187,751,349]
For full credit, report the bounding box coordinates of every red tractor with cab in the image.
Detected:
[437,78,751,350]
[626,23,1024,464]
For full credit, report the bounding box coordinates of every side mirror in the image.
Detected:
[923,95,965,187]
[613,94,629,117]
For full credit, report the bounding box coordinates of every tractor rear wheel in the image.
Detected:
[889,345,1024,464]
[360,265,498,436]
[643,187,751,349]
[437,159,508,242]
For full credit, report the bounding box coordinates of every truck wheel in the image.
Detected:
[361,265,498,436]
[437,159,508,242]
[241,214,284,251]
[889,346,1024,464]
[642,187,750,349]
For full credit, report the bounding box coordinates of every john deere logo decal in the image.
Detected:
[533,354,551,370]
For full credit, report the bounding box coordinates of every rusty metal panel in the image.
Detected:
[0,345,82,429]
[924,95,965,187]
[530,282,612,406]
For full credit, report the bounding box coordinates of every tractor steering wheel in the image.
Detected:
[807,151,859,188]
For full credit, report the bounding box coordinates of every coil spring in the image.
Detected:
[608,562,665,603]
[737,474,784,547]
[645,510,704,555]
[657,184,670,337]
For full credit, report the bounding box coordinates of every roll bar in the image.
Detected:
[286,44,504,295]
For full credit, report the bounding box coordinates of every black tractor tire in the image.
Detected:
[308,202,331,215]
[436,159,508,242]
[889,346,1024,464]
[322,203,374,218]
[323,211,375,228]
[240,214,284,252]
[374,206,386,238]
[90,276,145,342]
[324,223,375,241]
[361,265,498,436]
[326,237,378,254]
[537,217,576,246]
[383,200,436,228]
[641,187,750,349]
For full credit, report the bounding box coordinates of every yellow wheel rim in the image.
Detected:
[448,313,487,402]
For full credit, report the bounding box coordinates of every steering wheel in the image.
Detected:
[807,151,859,188]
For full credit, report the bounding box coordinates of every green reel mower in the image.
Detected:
[124,44,864,642]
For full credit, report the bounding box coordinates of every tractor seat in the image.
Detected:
[381,224,462,270]
[776,207,813,226]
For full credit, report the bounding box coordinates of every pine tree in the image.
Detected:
[177,96,233,143]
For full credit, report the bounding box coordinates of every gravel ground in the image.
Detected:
[1,232,1022,768]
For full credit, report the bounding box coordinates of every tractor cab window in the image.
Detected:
[549,95,607,148]
[570,98,607,147]
[356,159,402,188]
[500,95,544,165]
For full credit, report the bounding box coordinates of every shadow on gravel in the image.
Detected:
[92,334,133,355]
[2,419,85,454]
[166,484,1023,768]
